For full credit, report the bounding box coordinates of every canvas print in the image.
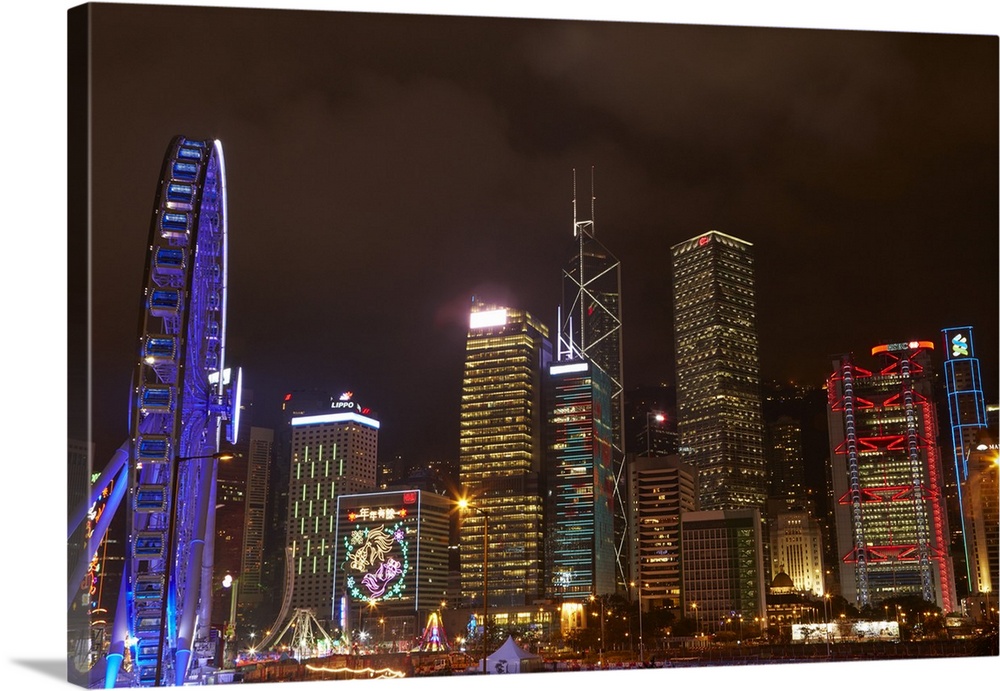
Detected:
[66,2,998,689]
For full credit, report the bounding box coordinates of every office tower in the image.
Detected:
[459,302,552,606]
[628,455,698,612]
[285,399,380,626]
[941,326,990,594]
[543,360,616,600]
[768,510,825,597]
[963,432,998,601]
[766,417,806,505]
[239,427,273,624]
[560,174,627,586]
[212,450,247,635]
[681,508,768,633]
[671,230,767,512]
[264,389,336,612]
[211,385,255,637]
[826,340,957,613]
[333,489,451,647]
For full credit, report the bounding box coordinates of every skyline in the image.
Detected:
[80,4,998,473]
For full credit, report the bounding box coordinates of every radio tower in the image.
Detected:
[560,168,627,588]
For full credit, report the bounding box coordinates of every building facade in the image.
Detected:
[285,401,380,625]
[766,416,807,505]
[333,489,451,647]
[459,303,552,606]
[543,360,616,600]
[826,341,957,613]
[670,231,767,512]
[239,427,273,621]
[628,455,698,612]
[681,509,767,633]
[767,510,825,597]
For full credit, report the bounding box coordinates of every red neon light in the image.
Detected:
[837,486,915,504]
[919,397,955,612]
[855,435,907,452]
[698,236,710,246]
[284,393,292,401]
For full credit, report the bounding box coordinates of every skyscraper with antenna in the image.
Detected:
[559,168,627,588]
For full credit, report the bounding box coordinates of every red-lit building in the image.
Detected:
[826,340,957,613]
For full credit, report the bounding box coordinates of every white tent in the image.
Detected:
[484,635,543,674]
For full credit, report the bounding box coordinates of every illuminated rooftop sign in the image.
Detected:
[550,362,589,376]
[470,308,508,329]
[291,412,381,429]
[871,340,935,355]
[946,331,971,359]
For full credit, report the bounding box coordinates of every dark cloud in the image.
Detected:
[86,4,998,468]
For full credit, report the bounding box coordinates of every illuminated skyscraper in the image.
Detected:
[670,231,767,511]
[826,341,957,613]
[285,397,380,626]
[560,173,628,586]
[239,427,273,620]
[940,326,990,594]
[963,433,998,601]
[543,360,616,600]
[459,302,552,606]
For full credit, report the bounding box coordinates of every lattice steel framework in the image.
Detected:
[560,170,627,588]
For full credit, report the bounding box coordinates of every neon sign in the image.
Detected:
[344,522,410,602]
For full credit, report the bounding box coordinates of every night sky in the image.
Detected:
[82,2,998,473]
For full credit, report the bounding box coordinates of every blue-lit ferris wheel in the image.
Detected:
[68,136,241,687]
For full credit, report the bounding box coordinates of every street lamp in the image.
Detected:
[589,594,605,667]
[154,450,238,687]
[823,594,831,656]
[691,602,700,638]
[458,498,489,674]
[630,581,644,663]
[221,573,239,668]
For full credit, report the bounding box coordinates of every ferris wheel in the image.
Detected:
[69,136,241,687]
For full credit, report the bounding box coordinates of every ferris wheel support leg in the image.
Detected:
[68,461,129,609]
[195,453,221,646]
[68,442,128,540]
[174,454,219,683]
[103,574,130,688]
